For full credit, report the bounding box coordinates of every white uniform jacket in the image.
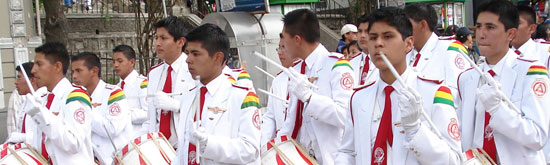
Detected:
[145,53,194,146]
[349,52,378,87]
[30,78,94,164]
[514,39,550,70]
[408,33,466,101]
[15,87,48,144]
[174,73,261,165]
[117,70,148,138]
[90,80,134,164]
[277,44,355,164]
[261,71,290,145]
[457,49,550,164]
[335,68,462,165]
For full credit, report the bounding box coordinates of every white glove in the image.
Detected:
[24,94,44,117]
[287,68,313,102]
[477,82,503,115]
[397,87,423,132]
[5,132,26,144]
[154,91,180,111]
[190,123,208,148]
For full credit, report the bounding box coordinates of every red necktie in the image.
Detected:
[412,53,421,67]
[483,69,497,162]
[291,61,307,139]
[188,87,207,165]
[120,80,125,90]
[372,86,394,165]
[159,66,173,139]
[360,56,370,85]
[514,50,521,56]
[42,93,55,161]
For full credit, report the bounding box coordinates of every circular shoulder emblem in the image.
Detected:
[532,79,547,97]
[448,118,460,141]
[455,56,465,70]
[74,108,86,124]
[341,72,354,90]
[252,110,261,130]
[109,103,121,116]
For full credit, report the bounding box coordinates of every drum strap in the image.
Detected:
[372,86,394,165]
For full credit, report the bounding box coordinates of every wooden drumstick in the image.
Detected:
[114,154,125,165]
[268,141,294,165]
[289,139,319,165]
[131,141,152,165]
[158,132,176,154]
[24,142,48,164]
[477,148,497,165]
[149,133,172,163]
[7,146,28,165]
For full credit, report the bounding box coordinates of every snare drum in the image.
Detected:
[463,148,497,165]
[114,132,176,165]
[261,135,318,165]
[0,143,48,165]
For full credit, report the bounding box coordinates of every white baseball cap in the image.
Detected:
[340,24,358,35]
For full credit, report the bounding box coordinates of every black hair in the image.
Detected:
[15,62,34,78]
[517,5,537,25]
[533,23,550,40]
[154,16,188,42]
[368,7,413,40]
[186,23,230,65]
[445,25,459,36]
[404,3,438,32]
[476,0,519,30]
[72,52,101,77]
[348,40,362,52]
[282,9,320,43]
[113,44,136,60]
[457,33,470,43]
[357,14,372,24]
[35,42,70,75]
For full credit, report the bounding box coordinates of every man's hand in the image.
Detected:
[5,132,26,144]
[477,82,503,115]
[287,68,313,102]
[153,91,180,111]
[397,87,423,132]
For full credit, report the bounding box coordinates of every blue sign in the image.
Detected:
[219,0,269,13]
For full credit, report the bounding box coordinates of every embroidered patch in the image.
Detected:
[532,79,547,97]
[373,147,385,164]
[485,125,494,140]
[455,56,465,70]
[448,118,460,141]
[109,103,121,116]
[340,72,354,90]
[188,151,197,164]
[253,110,261,130]
[74,108,86,124]
[207,107,226,114]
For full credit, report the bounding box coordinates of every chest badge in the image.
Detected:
[92,103,102,108]
[207,107,226,114]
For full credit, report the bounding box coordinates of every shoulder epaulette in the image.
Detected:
[140,79,148,89]
[332,58,353,71]
[527,65,548,76]
[227,75,237,84]
[350,53,362,60]
[232,68,243,72]
[433,86,454,107]
[71,84,86,90]
[105,83,116,90]
[417,75,443,84]
[241,92,261,109]
[448,41,469,55]
[232,84,249,90]
[67,89,92,108]
[108,89,125,105]
[517,57,537,63]
[150,62,165,70]
[237,71,251,80]
[439,35,455,40]
[353,81,376,91]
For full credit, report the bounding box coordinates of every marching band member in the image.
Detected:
[511,5,550,69]
[28,42,94,164]
[174,23,260,165]
[113,44,149,138]
[350,14,378,86]
[144,16,194,147]
[404,3,468,99]
[5,62,48,145]
[457,1,550,164]
[71,52,134,164]
[335,7,462,164]
[276,9,355,164]
[261,38,301,146]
